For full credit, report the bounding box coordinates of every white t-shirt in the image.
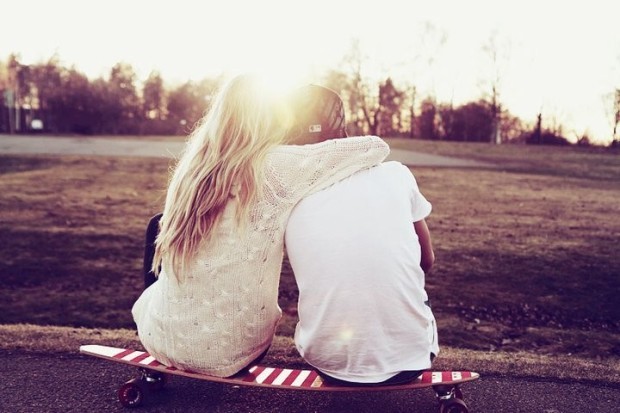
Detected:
[285,161,439,383]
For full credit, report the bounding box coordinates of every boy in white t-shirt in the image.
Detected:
[285,85,438,385]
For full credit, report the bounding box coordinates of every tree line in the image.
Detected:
[1,53,617,147]
[0,54,221,136]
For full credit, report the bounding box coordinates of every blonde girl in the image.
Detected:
[132,75,389,377]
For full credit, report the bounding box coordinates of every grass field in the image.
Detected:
[0,137,618,361]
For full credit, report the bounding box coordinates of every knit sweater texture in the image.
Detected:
[132,136,390,377]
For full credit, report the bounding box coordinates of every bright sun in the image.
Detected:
[219,32,319,102]
[244,64,313,101]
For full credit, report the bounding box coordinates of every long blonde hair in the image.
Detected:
[152,75,291,279]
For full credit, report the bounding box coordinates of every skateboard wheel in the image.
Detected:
[118,378,145,408]
[439,398,469,413]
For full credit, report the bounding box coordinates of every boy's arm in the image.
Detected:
[414,219,435,274]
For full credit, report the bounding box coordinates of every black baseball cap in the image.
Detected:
[287,84,347,141]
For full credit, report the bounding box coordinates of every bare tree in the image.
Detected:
[143,71,166,121]
[342,38,379,135]
[377,78,406,136]
[540,104,569,137]
[408,85,418,138]
[403,22,448,138]
[0,58,7,133]
[6,54,25,133]
[611,52,620,145]
[614,88,620,143]
[613,88,620,141]
[526,105,570,145]
[481,31,511,144]
[29,55,64,132]
[600,49,620,145]
[327,39,384,135]
[532,112,543,145]
[418,97,440,140]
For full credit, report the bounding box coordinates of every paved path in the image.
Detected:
[1,350,617,413]
[0,134,493,168]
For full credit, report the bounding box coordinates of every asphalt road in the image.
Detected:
[0,134,493,168]
[1,350,618,413]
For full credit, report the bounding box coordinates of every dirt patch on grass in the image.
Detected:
[0,155,168,327]
[417,167,619,329]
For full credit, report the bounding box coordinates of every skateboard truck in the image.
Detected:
[433,384,469,413]
[118,368,168,408]
[140,368,168,390]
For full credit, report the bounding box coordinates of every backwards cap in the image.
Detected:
[288,84,347,141]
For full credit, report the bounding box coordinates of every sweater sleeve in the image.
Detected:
[265,135,390,205]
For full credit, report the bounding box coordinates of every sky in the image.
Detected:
[1,0,619,143]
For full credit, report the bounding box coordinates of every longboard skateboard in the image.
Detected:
[80,344,480,412]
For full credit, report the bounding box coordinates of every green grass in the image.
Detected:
[0,138,619,361]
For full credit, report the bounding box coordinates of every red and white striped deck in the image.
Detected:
[80,344,479,391]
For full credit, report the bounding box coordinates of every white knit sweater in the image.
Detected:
[132,136,390,377]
